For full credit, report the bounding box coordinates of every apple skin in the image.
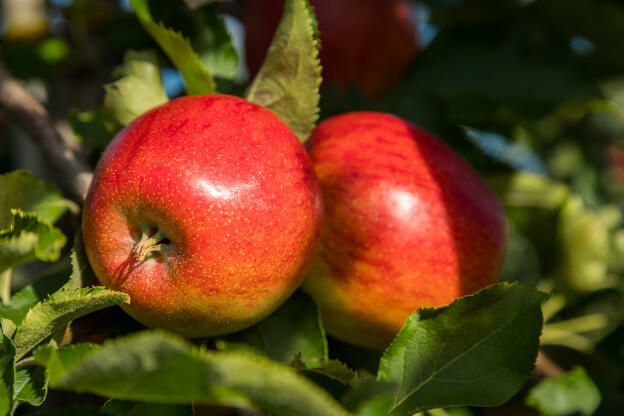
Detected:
[303,112,507,349]
[82,94,323,337]
[244,0,419,98]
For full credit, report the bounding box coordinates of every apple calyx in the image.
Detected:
[132,227,169,262]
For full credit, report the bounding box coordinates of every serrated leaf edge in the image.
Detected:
[379,282,547,414]
[130,0,216,96]
[13,287,129,360]
[246,0,322,142]
[40,330,350,416]
[0,209,67,266]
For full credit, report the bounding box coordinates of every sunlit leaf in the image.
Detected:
[0,170,77,229]
[14,365,47,406]
[104,49,169,127]
[0,210,67,274]
[13,287,129,360]
[131,0,216,95]
[246,0,321,142]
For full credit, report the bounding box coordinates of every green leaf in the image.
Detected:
[0,210,67,274]
[0,170,77,229]
[0,259,72,326]
[13,287,130,360]
[65,231,97,291]
[129,0,237,81]
[246,0,321,142]
[0,324,15,416]
[14,365,47,406]
[354,397,395,416]
[342,380,398,416]
[130,0,215,95]
[24,408,107,416]
[35,331,350,416]
[291,356,359,386]
[104,49,169,127]
[34,343,101,386]
[68,107,115,147]
[149,0,238,80]
[224,291,328,367]
[192,6,238,80]
[1,318,16,339]
[303,360,358,385]
[0,233,94,347]
[102,400,193,416]
[378,283,547,415]
[526,366,601,416]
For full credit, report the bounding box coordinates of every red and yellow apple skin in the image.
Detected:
[304,112,507,349]
[82,94,323,337]
[244,0,419,98]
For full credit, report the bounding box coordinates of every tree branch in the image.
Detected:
[535,350,565,378]
[0,61,92,203]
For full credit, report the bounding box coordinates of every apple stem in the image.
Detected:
[132,228,168,262]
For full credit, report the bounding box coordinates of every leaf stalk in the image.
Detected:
[0,269,12,305]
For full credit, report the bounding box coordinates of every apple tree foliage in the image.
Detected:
[1,0,623,415]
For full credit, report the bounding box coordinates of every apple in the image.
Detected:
[243,0,419,98]
[82,94,323,337]
[303,112,507,349]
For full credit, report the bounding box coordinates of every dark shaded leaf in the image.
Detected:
[224,291,327,367]
[13,287,129,360]
[342,379,398,416]
[102,399,193,416]
[0,324,15,416]
[68,108,115,147]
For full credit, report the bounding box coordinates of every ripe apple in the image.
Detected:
[303,112,507,349]
[82,94,323,337]
[243,0,419,98]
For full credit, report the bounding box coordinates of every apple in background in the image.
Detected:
[243,0,420,98]
[82,94,323,337]
[304,112,507,349]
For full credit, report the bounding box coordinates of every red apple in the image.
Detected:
[303,112,507,349]
[82,94,323,337]
[243,0,419,98]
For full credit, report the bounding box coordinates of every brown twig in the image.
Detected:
[0,61,92,203]
[535,350,565,378]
